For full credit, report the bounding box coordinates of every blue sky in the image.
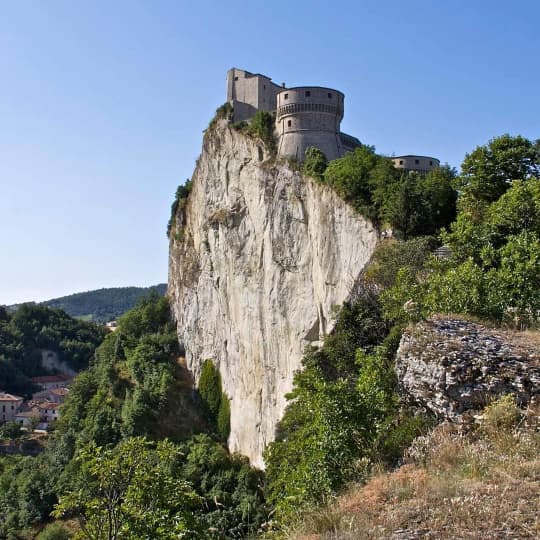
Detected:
[1,0,538,305]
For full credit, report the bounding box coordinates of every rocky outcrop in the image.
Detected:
[168,120,379,467]
[396,317,540,422]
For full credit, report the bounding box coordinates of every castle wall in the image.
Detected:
[276,87,344,162]
[392,155,440,174]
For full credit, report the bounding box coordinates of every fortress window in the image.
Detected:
[284,93,289,100]
[399,160,404,165]
[429,160,433,166]
[287,120,292,127]
[415,159,420,165]
[234,76,238,81]
[305,90,311,97]
[328,92,332,98]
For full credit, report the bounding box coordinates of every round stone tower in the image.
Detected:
[276,87,344,162]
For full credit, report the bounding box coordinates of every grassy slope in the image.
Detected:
[291,401,540,540]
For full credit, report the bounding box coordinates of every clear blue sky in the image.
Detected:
[1,0,538,305]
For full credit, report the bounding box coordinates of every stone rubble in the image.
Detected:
[396,317,540,422]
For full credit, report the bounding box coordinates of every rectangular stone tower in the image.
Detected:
[226,68,283,122]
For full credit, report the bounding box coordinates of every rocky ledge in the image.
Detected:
[396,317,540,422]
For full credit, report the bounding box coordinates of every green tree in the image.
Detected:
[198,360,222,418]
[217,392,231,441]
[53,438,201,540]
[456,134,540,211]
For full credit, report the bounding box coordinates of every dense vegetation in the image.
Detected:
[0,304,106,397]
[35,284,167,323]
[381,135,540,327]
[265,134,540,526]
[0,296,268,539]
[303,145,457,239]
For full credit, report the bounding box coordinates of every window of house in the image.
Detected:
[328,92,332,98]
[287,120,292,127]
[284,93,288,100]
[305,90,311,97]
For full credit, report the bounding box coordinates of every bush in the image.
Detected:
[481,394,521,438]
[198,359,222,418]
[36,522,71,540]
[217,392,231,441]
[246,110,276,153]
[302,147,328,181]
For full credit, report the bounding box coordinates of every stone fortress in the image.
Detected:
[227,67,439,170]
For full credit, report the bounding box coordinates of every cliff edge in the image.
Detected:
[168,120,379,467]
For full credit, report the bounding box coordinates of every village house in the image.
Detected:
[31,373,73,391]
[0,392,24,424]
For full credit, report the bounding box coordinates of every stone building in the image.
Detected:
[276,86,346,162]
[0,392,24,424]
[392,155,440,174]
[226,68,361,162]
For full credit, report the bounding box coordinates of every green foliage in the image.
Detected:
[167,180,192,237]
[36,522,71,540]
[264,292,398,517]
[198,360,230,442]
[374,165,457,239]
[178,434,269,538]
[40,284,167,324]
[246,110,276,153]
[316,147,457,237]
[0,454,57,536]
[380,138,540,327]
[53,437,202,540]
[207,102,234,130]
[0,422,23,440]
[323,146,380,216]
[198,360,222,418]
[365,237,437,290]
[217,392,231,441]
[302,147,328,181]
[0,304,105,396]
[455,134,540,212]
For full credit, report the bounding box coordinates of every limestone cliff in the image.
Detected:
[168,120,379,467]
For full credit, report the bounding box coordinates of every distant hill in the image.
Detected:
[10,284,167,324]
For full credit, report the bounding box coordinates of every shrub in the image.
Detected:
[217,392,231,441]
[481,394,521,438]
[246,110,276,153]
[36,522,71,540]
[198,359,222,418]
[302,147,328,181]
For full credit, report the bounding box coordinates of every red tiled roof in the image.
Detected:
[31,374,72,384]
[51,387,69,396]
[0,392,23,401]
[37,401,59,410]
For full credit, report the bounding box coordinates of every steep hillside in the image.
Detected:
[168,119,379,467]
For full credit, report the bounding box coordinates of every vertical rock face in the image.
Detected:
[168,120,379,467]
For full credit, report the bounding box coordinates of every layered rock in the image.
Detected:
[396,317,540,422]
[168,120,379,467]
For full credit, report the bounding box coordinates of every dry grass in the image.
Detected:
[289,400,540,540]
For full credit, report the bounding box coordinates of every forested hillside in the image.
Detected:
[0,305,106,397]
[36,284,167,323]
